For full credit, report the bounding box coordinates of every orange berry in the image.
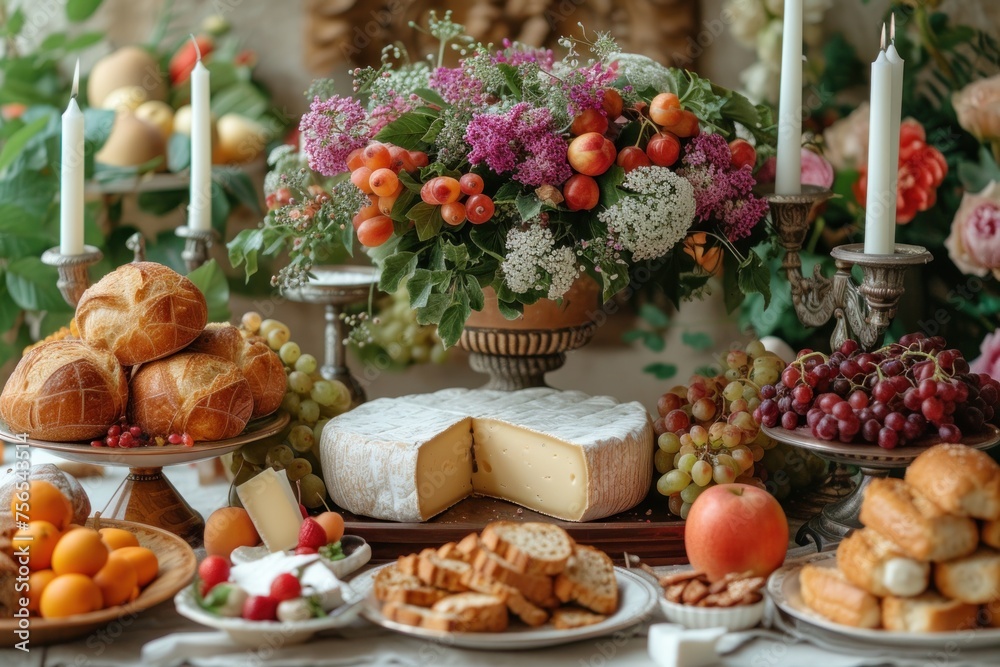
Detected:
[361,143,392,170]
[369,168,400,197]
[14,520,60,570]
[11,480,73,529]
[409,151,429,168]
[93,556,138,607]
[51,528,108,577]
[109,547,158,588]
[459,173,484,196]
[378,194,398,216]
[99,527,140,551]
[357,215,395,248]
[39,574,102,618]
[388,145,416,172]
[465,194,495,224]
[442,201,467,226]
[346,148,364,171]
[27,569,57,614]
[314,511,345,544]
[350,167,374,194]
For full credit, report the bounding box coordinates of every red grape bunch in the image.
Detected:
[757,333,1000,449]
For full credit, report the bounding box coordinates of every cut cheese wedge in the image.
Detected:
[319,388,653,522]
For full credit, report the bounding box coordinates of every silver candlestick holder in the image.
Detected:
[41,245,103,307]
[763,184,933,351]
[175,226,218,272]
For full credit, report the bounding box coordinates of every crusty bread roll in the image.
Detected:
[837,529,930,597]
[76,262,207,366]
[128,352,253,441]
[800,563,881,629]
[0,340,127,441]
[881,592,979,632]
[983,519,1000,550]
[860,478,978,562]
[934,547,1000,604]
[186,323,284,418]
[905,444,1000,520]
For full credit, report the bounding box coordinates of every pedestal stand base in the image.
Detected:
[467,351,566,390]
[103,467,205,548]
[795,467,882,550]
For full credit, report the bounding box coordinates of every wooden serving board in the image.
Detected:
[337,469,858,566]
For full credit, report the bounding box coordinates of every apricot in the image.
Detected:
[204,507,260,560]
[51,528,108,576]
[11,480,73,529]
[567,132,617,177]
[314,511,345,544]
[99,527,140,551]
[93,556,138,606]
[40,574,102,618]
[27,569,57,613]
[109,547,158,587]
[14,520,60,570]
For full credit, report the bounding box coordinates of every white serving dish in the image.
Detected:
[658,596,765,631]
[230,535,371,578]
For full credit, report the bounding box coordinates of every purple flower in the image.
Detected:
[428,67,485,107]
[299,95,371,176]
[465,103,572,187]
[681,133,732,170]
[561,62,618,117]
[369,93,415,134]
[493,40,555,70]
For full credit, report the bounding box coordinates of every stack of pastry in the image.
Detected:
[0,262,283,443]
[801,443,1000,632]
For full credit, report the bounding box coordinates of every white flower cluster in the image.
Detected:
[598,167,696,262]
[608,53,674,93]
[501,223,581,300]
[725,0,833,103]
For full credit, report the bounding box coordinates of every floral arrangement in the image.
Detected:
[735,1,1000,377]
[231,14,777,347]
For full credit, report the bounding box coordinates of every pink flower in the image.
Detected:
[755,148,835,188]
[971,331,1000,381]
[368,93,415,134]
[945,181,1000,279]
[299,95,371,176]
[465,103,572,187]
[428,67,484,107]
[953,74,1000,141]
[822,102,869,171]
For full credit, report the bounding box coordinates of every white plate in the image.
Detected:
[230,536,372,578]
[174,582,363,648]
[768,553,1000,649]
[352,564,660,650]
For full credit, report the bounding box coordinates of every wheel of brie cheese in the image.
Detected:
[319,388,653,522]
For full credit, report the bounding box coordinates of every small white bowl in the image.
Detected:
[659,596,765,631]
[230,536,371,579]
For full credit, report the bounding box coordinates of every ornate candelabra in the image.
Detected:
[763,184,932,351]
[41,245,104,307]
[175,225,218,272]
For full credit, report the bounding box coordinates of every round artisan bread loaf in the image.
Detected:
[128,352,253,441]
[904,443,1000,520]
[0,340,128,441]
[186,323,284,418]
[75,262,208,366]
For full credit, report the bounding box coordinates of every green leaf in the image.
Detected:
[64,32,105,52]
[211,83,270,119]
[83,108,115,149]
[217,168,261,213]
[643,362,678,380]
[622,329,646,345]
[6,8,25,35]
[737,250,771,308]
[493,182,522,203]
[639,302,670,328]
[138,190,186,215]
[211,181,230,237]
[722,248,743,314]
[406,269,434,308]
[413,87,448,108]
[642,331,665,352]
[0,168,59,218]
[437,302,469,348]
[407,201,443,241]
[416,293,450,324]
[597,165,626,208]
[66,0,103,22]
[497,298,522,320]
[168,133,191,172]
[515,193,542,222]
[186,260,231,322]
[682,331,714,351]
[397,170,423,194]
[465,275,484,311]
[0,269,20,333]
[421,118,444,144]
[39,33,67,51]
[379,251,417,292]
[389,188,417,223]
[0,115,50,172]
[693,364,718,377]
[470,224,507,261]
[5,257,73,312]
[443,241,469,269]
[374,111,436,151]
[498,64,522,100]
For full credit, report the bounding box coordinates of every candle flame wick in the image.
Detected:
[190,33,202,61]
[891,13,896,43]
[71,59,80,99]
[880,23,886,51]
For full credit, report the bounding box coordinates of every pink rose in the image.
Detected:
[822,103,869,171]
[971,331,1000,382]
[953,75,1000,141]
[755,148,834,188]
[945,181,1000,279]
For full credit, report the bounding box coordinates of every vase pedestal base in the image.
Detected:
[103,467,205,548]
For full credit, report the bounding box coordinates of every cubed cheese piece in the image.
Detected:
[237,467,303,551]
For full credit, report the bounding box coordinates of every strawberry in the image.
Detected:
[197,555,230,594]
[242,595,278,621]
[269,573,302,602]
[298,504,308,518]
[294,546,317,555]
[297,517,326,550]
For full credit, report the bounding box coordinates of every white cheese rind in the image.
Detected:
[319,388,653,523]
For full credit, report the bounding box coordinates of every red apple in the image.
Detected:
[684,483,788,582]
[567,132,617,177]
[616,146,652,173]
[645,132,681,167]
[729,139,757,171]
[562,174,600,211]
[570,108,609,136]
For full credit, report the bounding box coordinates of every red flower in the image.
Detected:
[852,119,948,224]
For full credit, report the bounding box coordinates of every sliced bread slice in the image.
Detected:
[382,601,457,628]
[417,549,472,592]
[473,547,559,608]
[461,571,550,627]
[374,564,448,607]
[480,521,574,575]
[429,592,509,632]
[554,545,618,614]
[552,608,607,629]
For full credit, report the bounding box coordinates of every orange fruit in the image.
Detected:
[99,527,140,551]
[315,511,345,544]
[204,507,259,560]
[93,555,138,607]
[13,520,61,570]
[39,574,102,618]
[10,480,73,529]
[27,569,57,614]
[51,528,109,576]
[110,546,158,587]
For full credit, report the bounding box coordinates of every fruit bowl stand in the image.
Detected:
[763,423,1000,549]
[0,412,289,547]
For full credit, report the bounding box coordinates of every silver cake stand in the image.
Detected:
[281,265,380,408]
